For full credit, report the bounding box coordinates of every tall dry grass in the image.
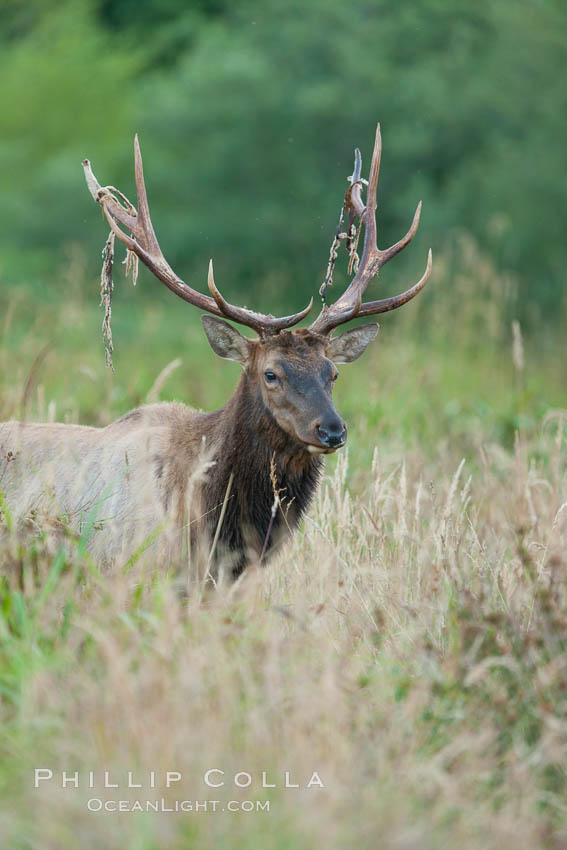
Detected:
[1,239,566,848]
[1,418,566,849]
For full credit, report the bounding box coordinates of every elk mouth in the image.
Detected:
[306,441,346,455]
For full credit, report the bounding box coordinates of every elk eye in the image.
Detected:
[264,370,278,384]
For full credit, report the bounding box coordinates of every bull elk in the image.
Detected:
[0,125,431,580]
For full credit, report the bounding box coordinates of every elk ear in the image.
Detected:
[201,316,251,365]
[326,323,379,364]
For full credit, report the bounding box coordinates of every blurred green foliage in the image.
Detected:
[0,0,566,326]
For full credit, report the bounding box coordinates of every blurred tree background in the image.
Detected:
[0,0,566,329]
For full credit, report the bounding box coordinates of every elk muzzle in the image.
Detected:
[307,409,347,454]
[316,420,347,449]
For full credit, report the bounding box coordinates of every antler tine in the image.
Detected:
[361,122,382,259]
[132,134,161,258]
[379,200,422,266]
[309,123,432,336]
[356,248,432,317]
[83,137,313,336]
[208,261,313,333]
[346,147,365,216]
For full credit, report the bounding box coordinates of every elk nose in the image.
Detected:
[317,421,347,448]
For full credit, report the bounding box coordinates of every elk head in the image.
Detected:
[200,317,378,453]
[82,124,432,455]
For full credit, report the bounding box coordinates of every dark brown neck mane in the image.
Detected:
[202,369,323,578]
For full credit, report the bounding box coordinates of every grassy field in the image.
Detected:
[1,255,566,848]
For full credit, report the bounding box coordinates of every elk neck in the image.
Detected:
[201,367,323,577]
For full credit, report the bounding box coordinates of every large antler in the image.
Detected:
[309,124,432,336]
[82,136,312,336]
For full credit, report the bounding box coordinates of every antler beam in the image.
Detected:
[309,124,432,336]
[83,136,312,336]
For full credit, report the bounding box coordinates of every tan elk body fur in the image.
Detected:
[1,405,195,568]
